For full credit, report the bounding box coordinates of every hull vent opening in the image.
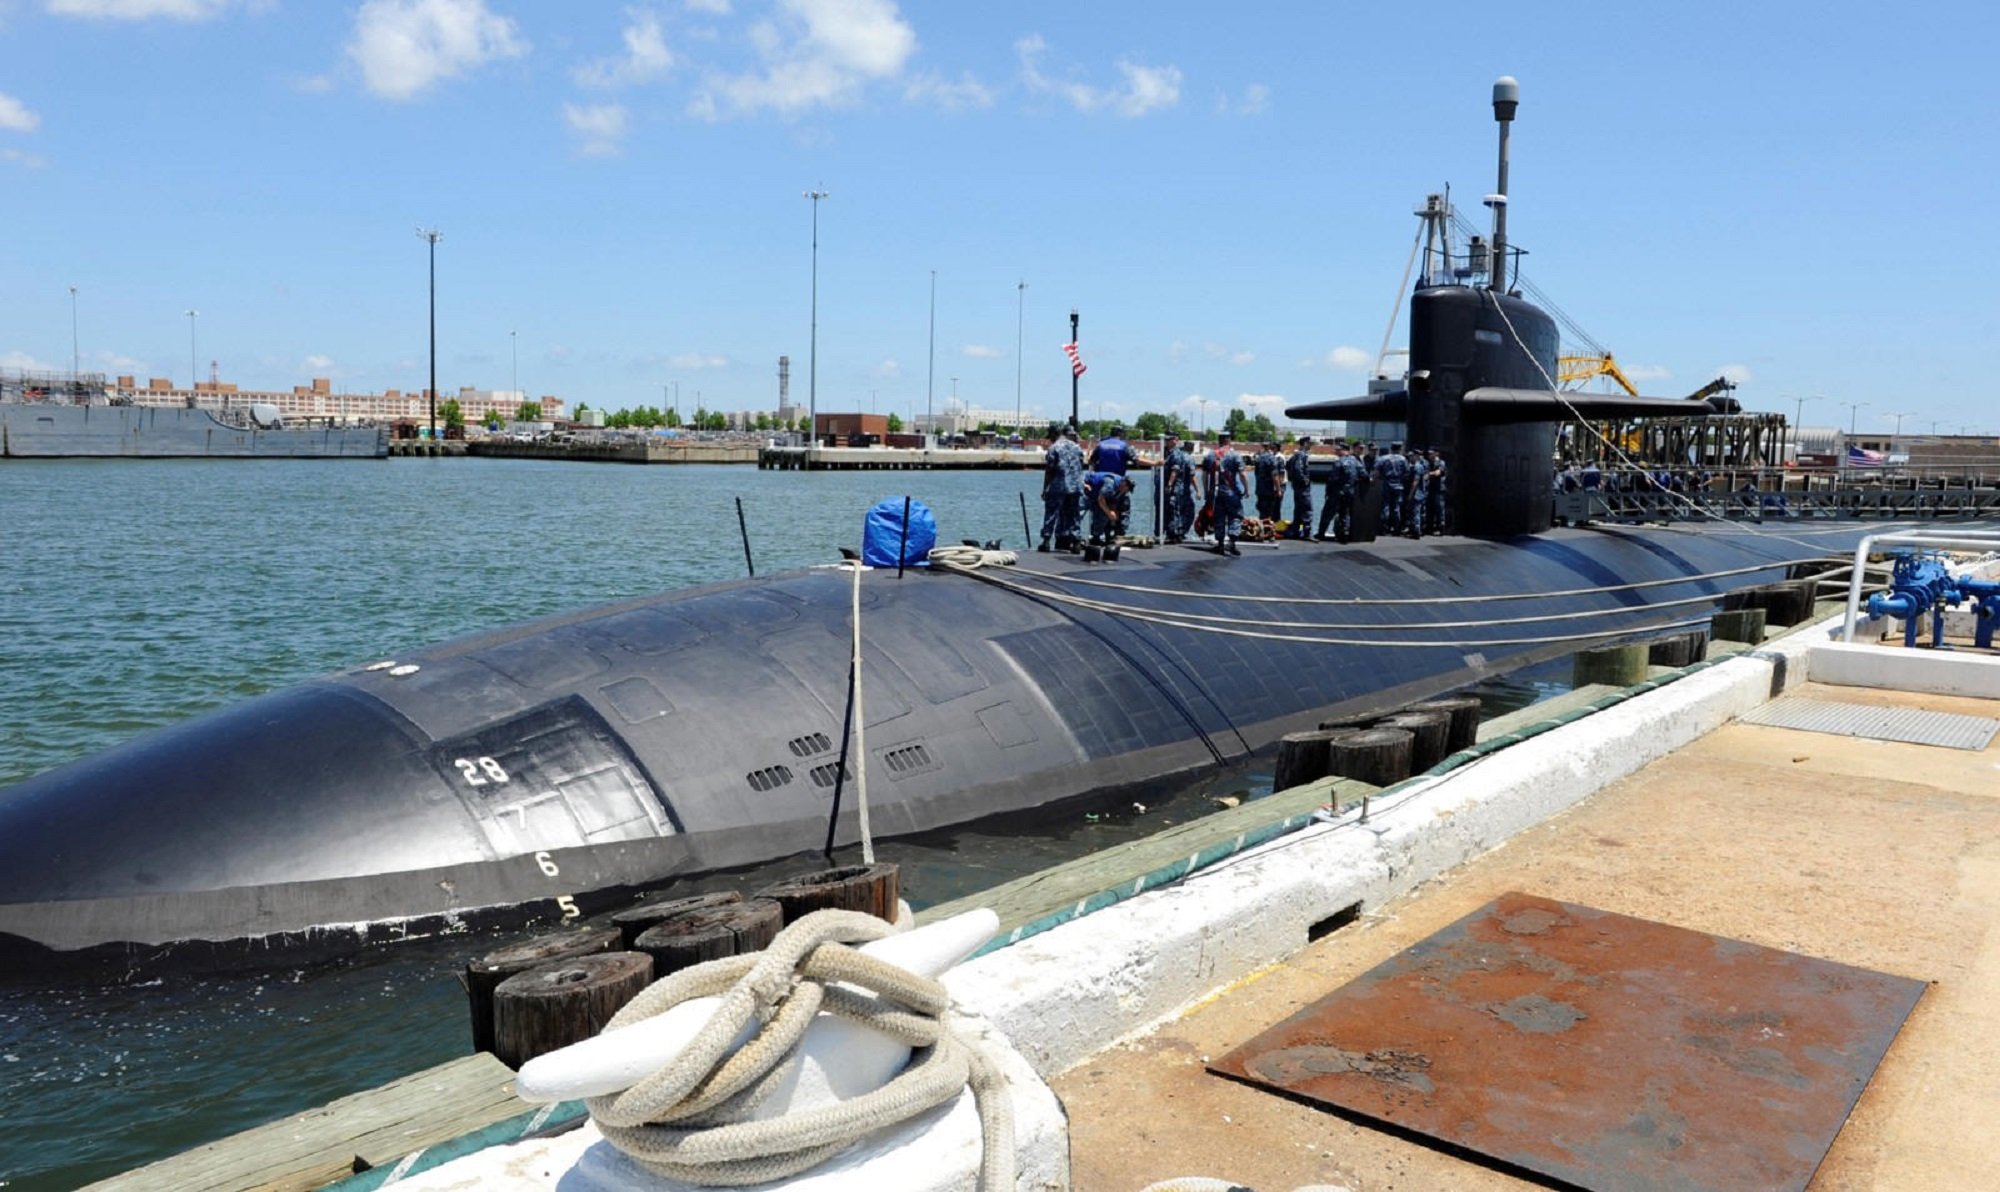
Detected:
[787,732,834,758]
[745,765,795,792]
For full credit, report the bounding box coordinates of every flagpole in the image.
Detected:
[1069,308,1080,430]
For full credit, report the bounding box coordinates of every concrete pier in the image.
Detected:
[1054,673,2000,1191]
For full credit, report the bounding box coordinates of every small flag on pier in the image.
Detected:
[1846,444,1885,468]
[1063,342,1087,377]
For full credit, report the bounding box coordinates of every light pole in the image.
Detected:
[804,189,828,445]
[510,329,517,403]
[185,309,198,403]
[1789,393,1818,434]
[926,269,936,442]
[1887,410,1913,439]
[417,227,443,440]
[1014,279,1026,433]
[1840,400,1867,438]
[68,285,79,382]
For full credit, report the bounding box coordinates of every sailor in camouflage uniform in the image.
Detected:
[1039,425,1086,551]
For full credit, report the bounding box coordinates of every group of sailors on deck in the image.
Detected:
[1039,427,1451,558]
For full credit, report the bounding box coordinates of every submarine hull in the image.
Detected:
[0,519,1886,972]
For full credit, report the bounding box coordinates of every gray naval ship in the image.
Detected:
[0,79,1931,974]
[0,371,388,459]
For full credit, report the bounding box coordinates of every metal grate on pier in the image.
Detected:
[1740,696,2000,750]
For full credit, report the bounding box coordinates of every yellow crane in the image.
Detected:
[1557,352,1639,396]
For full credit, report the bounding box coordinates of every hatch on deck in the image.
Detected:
[1210,892,1925,1192]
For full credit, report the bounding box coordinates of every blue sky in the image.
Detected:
[1,0,1993,434]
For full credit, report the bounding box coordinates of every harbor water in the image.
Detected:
[0,458,1563,1190]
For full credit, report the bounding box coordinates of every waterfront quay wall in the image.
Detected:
[759,445,1044,471]
[943,612,1838,1080]
[465,439,759,464]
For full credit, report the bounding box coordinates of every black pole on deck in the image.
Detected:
[896,494,912,578]
[1018,490,1032,546]
[1069,308,1080,430]
[735,496,755,577]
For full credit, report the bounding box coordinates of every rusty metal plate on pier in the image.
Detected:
[1209,892,1925,1192]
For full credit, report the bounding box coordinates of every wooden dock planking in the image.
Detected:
[82,1053,522,1192]
[916,776,1378,937]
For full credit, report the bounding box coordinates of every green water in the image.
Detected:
[0,458,1565,1189]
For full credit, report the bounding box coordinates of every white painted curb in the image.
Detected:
[1809,640,2000,699]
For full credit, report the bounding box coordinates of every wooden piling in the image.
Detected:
[1572,643,1649,687]
[1329,727,1414,786]
[1375,710,1451,772]
[1315,715,1374,734]
[491,951,654,1069]
[755,863,901,924]
[465,926,620,1056]
[632,899,784,979]
[1273,729,1349,792]
[1712,607,1767,644]
[608,890,744,950]
[1648,628,1710,668]
[1403,695,1482,752]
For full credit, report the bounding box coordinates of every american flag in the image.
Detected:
[1063,341,1087,378]
[1846,444,1885,468]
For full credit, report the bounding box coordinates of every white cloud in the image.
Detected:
[670,352,729,369]
[0,91,39,132]
[962,344,1002,360]
[1717,363,1754,385]
[684,0,730,11]
[46,0,236,19]
[346,0,527,102]
[1237,393,1287,411]
[1166,341,1188,366]
[1202,342,1255,366]
[93,352,147,372]
[871,358,901,379]
[692,0,915,119]
[1323,345,1371,371]
[304,354,335,371]
[1217,82,1268,116]
[1,349,57,370]
[1016,34,1180,118]
[1622,362,1672,381]
[564,102,630,155]
[574,8,674,89]
[1,147,49,168]
[904,70,992,111]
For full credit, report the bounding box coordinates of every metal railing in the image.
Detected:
[1839,531,2000,642]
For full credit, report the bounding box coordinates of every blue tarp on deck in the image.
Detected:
[861,497,936,568]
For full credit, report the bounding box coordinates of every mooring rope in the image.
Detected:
[939,558,1716,648]
[1003,555,1833,605]
[588,910,1015,1189]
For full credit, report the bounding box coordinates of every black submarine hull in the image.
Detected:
[0,518,1880,971]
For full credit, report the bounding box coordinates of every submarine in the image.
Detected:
[0,78,1922,974]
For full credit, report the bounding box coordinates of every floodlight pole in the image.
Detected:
[417,227,443,440]
[805,189,828,445]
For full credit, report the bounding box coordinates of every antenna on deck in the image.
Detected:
[1487,75,1519,295]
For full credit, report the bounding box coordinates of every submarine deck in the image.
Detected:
[1054,678,2000,1191]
